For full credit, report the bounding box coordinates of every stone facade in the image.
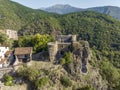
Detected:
[48,35,77,62]
[6,29,18,40]
[48,35,91,73]
[0,29,18,40]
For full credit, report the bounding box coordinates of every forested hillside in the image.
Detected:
[0,0,52,30]
[19,11,120,51]
[0,0,120,89]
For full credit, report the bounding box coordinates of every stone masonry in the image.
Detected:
[48,35,76,62]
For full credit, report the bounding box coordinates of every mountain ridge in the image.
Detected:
[40,4,120,20]
[41,4,82,14]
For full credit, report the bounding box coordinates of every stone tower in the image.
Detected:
[48,42,58,61]
[71,35,77,42]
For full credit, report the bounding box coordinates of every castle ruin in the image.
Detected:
[48,35,77,62]
[48,35,91,73]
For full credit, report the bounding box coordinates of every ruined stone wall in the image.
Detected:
[6,29,18,40]
[0,29,18,40]
[48,35,78,61]
[48,42,58,61]
[56,35,76,42]
[56,43,71,60]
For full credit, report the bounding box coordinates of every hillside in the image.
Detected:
[0,0,52,30]
[41,4,120,20]
[0,1,120,90]
[0,0,119,65]
[19,11,120,50]
[87,6,120,20]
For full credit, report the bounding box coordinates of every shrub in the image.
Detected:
[60,76,72,87]
[60,52,73,65]
[35,77,49,88]
[4,74,14,86]
[60,58,66,65]
[64,52,73,64]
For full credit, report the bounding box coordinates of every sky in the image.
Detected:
[11,0,120,9]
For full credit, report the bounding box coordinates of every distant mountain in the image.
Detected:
[0,1,120,89]
[41,4,120,20]
[41,4,82,14]
[87,6,120,20]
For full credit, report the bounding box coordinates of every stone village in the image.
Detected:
[0,29,91,80]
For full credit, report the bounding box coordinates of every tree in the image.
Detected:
[64,52,73,64]
[99,61,120,89]
[0,32,13,47]
[31,34,52,53]
[17,34,53,53]
[0,32,8,45]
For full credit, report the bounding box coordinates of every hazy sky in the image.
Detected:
[11,0,120,9]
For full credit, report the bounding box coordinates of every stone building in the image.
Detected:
[0,29,18,40]
[14,47,33,63]
[48,35,77,62]
[6,29,18,40]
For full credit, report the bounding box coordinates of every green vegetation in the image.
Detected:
[0,0,120,89]
[99,61,120,89]
[0,0,120,52]
[15,34,53,53]
[35,77,49,88]
[17,66,49,89]
[0,0,51,30]
[0,32,13,47]
[3,74,14,86]
[60,11,120,51]
[60,58,66,65]
[17,66,40,81]
[90,49,120,90]
[0,32,8,45]
[60,52,73,65]
[60,76,72,87]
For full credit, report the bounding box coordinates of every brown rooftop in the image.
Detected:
[14,47,33,55]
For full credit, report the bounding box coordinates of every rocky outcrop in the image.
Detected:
[69,41,91,74]
[62,41,108,89]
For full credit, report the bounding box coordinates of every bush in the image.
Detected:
[60,76,72,87]
[64,52,73,64]
[4,74,14,86]
[35,77,49,88]
[60,52,73,65]
[60,58,66,65]
[17,67,40,81]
